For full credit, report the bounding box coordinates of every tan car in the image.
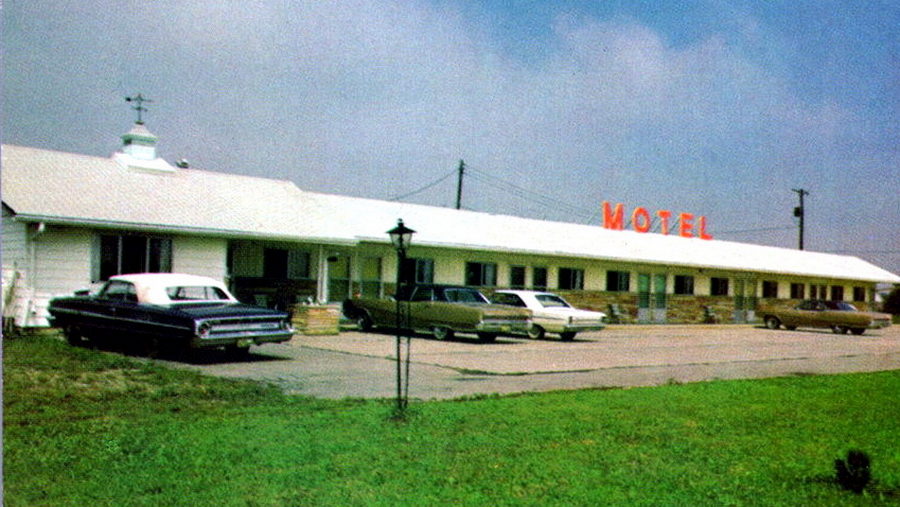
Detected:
[760,299,892,335]
[343,284,532,342]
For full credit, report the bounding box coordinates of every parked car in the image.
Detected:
[491,290,607,340]
[342,284,532,342]
[47,273,294,354]
[759,299,892,335]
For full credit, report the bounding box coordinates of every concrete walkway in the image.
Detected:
[164,324,900,400]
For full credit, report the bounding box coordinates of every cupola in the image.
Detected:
[112,93,175,173]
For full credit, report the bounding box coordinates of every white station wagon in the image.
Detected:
[491,290,607,341]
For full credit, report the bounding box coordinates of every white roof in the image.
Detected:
[109,273,236,304]
[3,143,898,284]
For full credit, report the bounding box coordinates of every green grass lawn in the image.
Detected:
[4,334,899,506]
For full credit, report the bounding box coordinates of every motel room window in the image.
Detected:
[809,284,826,300]
[762,280,779,299]
[510,266,526,289]
[96,234,172,282]
[558,268,584,290]
[830,285,844,301]
[465,262,497,287]
[402,258,434,284]
[674,275,694,295]
[790,283,805,299]
[710,277,729,296]
[606,270,630,292]
[532,267,548,290]
[263,248,311,279]
[853,286,866,302]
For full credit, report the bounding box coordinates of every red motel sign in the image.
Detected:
[602,201,713,240]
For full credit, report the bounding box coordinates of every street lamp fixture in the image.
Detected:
[387,219,415,412]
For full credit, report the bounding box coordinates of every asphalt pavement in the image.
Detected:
[160,324,900,400]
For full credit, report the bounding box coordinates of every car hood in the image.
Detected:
[164,303,290,320]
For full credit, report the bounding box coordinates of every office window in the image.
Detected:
[674,275,694,295]
[830,285,844,301]
[762,280,778,299]
[96,234,172,282]
[465,262,497,287]
[606,270,630,292]
[790,283,805,299]
[558,268,584,290]
[710,277,729,296]
[853,287,866,302]
[510,266,526,289]
[532,267,548,290]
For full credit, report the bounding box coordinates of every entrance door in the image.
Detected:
[327,255,351,303]
[652,274,667,323]
[637,274,651,323]
[733,278,758,323]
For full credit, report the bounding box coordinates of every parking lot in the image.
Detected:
[163,324,900,400]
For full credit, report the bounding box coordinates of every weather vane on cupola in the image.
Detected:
[125,93,152,125]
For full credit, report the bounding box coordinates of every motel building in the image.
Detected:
[3,121,899,329]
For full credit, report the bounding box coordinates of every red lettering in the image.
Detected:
[679,212,694,238]
[656,210,672,235]
[698,216,713,240]
[602,201,624,230]
[632,207,651,233]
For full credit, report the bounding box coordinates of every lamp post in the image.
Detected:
[387,219,415,411]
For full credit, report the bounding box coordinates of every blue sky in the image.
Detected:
[3,1,898,275]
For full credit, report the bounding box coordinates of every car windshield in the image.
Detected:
[534,294,571,308]
[444,288,489,304]
[166,286,231,302]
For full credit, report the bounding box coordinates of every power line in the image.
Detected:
[388,168,457,201]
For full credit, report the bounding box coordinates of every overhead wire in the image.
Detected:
[390,163,814,245]
[388,168,457,202]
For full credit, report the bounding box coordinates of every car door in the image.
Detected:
[95,280,142,336]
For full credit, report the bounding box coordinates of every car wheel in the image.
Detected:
[850,328,866,336]
[559,332,577,341]
[64,326,86,347]
[356,313,373,332]
[765,316,781,330]
[832,325,849,335]
[527,325,545,340]
[477,332,497,343]
[432,326,453,341]
[226,345,251,358]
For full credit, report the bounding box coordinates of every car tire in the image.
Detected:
[64,326,86,347]
[850,328,866,336]
[765,316,781,330]
[226,345,251,358]
[527,325,545,340]
[832,326,849,335]
[477,332,497,343]
[356,313,373,332]
[432,326,453,341]
[559,331,577,341]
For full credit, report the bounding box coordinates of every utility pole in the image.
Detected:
[455,160,465,210]
[792,188,809,250]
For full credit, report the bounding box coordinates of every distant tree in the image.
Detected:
[883,287,900,315]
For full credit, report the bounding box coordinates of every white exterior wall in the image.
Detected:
[172,235,228,281]
[2,206,28,271]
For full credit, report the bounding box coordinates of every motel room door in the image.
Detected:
[733,278,758,323]
[638,274,667,323]
[637,274,651,323]
[652,274,667,323]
